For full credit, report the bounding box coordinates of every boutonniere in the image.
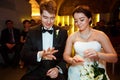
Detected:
[56,29,59,38]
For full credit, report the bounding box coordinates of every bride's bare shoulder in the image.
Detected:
[69,31,79,38]
[67,31,79,42]
[93,29,106,35]
[93,29,109,39]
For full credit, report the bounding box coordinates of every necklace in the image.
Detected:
[80,30,92,40]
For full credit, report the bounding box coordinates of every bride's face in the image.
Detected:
[74,12,91,31]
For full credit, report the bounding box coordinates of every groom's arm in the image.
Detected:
[55,29,68,74]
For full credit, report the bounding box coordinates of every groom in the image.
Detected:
[20,0,68,80]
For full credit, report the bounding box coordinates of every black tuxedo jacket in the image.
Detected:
[21,25,68,80]
[0,28,20,46]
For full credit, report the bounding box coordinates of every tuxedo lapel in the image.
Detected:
[53,27,58,47]
[40,28,43,50]
[35,27,43,50]
[37,26,59,50]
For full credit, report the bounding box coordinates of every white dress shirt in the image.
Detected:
[37,27,53,62]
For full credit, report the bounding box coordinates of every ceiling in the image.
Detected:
[36,0,120,16]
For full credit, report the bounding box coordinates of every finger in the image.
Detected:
[47,68,52,75]
[72,58,78,63]
[87,49,96,55]
[71,59,78,65]
[51,47,55,51]
[73,55,81,62]
[77,57,84,62]
[51,50,58,55]
[47,47,51,52]
[49,47,58,54]
[86,51,96,58]
[52,56,56,60]
[47,51,51,54]
[46,48,54,55]
[87,54,93,58]
[50,73,57,78]
[89,52,97,58]
[48,68,57,76]
[84,51,90,58]
[47,55,56,60]
[42,50,47,56]
[47,68,55,75]
[85,52,92,58]
[49,74,57,79]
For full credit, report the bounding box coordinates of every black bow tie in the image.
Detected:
[42,28,53,34]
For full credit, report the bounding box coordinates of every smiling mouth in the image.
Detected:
[46,24,51,27]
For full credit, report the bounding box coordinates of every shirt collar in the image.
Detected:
[43,26,53,30]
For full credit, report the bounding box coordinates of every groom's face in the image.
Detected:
[41,10,56,29]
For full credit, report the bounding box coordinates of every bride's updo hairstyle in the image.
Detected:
[72,5,92,25]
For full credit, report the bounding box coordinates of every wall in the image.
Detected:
[0,0,31,63]
[0,0,31,33]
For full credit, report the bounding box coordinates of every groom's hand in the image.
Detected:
[42,47,58,60]
[46,67,59,78]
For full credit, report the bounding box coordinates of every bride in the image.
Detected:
[63,6,118,80]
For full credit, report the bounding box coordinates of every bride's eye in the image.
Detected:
[80,18,84,22]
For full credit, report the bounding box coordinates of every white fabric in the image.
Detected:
[37,27,53,62]
[42,28,53,50]
[56,65,63,74]
[68,41,110,80]
[37,51,43,62]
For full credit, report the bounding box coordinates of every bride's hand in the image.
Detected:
[71,55,84,65]
[84,49,99,60]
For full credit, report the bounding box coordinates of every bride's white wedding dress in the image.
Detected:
[68,41,110,80]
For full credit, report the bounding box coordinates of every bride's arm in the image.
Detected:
[96,31,118,63]
[63,35,73,64]
[63,34,84,65]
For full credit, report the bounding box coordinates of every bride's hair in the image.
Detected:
[72,6,92,25]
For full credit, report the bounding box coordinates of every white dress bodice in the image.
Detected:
[74,41,101,57]
[68,41,109,80]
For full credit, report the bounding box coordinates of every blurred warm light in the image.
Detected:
[96,13,100,22]
[55,15,75,34]
[56,16,60,25]
[29,0,40,19]
[56,16,70,26]
[20,17,31,23]
[92,13,100,26]
[64,16,69,25]
[70,17,74,33]
[61,16,64,26]
[28,0,100,35]
[21,18,27,22]
[67,16,70,25]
